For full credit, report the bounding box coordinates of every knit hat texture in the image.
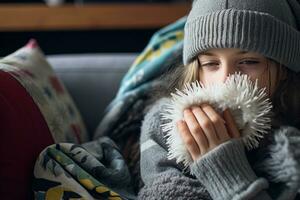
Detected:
[183,0,300,72]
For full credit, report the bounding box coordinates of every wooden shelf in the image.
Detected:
[0,3,190,31]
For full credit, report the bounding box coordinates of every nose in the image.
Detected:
[221,62,239,82]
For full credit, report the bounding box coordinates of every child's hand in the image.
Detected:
[176,104,240,161]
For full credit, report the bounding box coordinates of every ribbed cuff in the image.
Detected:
[190,139,269,200]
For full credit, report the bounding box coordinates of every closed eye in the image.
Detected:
[239,60,260,65]
[201,62,219,67]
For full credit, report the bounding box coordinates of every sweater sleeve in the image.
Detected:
[138,98,211,200]
[190,138,272,200]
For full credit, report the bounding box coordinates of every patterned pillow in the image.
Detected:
[0,39,89,143]
[0,39,89,199]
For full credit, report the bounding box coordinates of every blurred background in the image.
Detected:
[0,0,191,56]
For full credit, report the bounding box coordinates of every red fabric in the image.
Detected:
[0,71,55,200]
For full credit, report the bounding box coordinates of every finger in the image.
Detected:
[182,109,209,154]
[223,109,240,138]
[190,106,219,147]
[177,119,200,161]
[201,104,230,142]
[183,109,204,157]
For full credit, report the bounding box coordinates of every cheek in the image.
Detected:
[243,65,270,90]
[243,65,268,80]
[256,75,271,97]
[253,65,278,97]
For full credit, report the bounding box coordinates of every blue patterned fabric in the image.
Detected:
[93,16,186,140]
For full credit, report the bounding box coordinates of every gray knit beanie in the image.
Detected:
[183,0,300,72]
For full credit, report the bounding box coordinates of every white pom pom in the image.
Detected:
[161,73,273,167]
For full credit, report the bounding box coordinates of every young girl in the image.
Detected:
[138,0,300,199]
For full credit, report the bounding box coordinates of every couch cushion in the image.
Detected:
[0,40,88,143]
[48,53,137,135]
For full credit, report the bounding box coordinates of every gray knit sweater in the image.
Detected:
[138,97,300,200]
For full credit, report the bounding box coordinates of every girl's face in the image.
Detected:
[197,48,278,96]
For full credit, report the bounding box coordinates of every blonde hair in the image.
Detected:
[179,59,199,89]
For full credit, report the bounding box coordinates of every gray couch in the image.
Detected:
[48,53,138,138]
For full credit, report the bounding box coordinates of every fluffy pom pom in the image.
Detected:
[160,73,273,167]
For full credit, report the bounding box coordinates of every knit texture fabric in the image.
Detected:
[183,0,300,72]
[190,139,269,200]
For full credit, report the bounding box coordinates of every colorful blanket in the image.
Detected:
[33,137,135,200]
[33,16,187,199]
